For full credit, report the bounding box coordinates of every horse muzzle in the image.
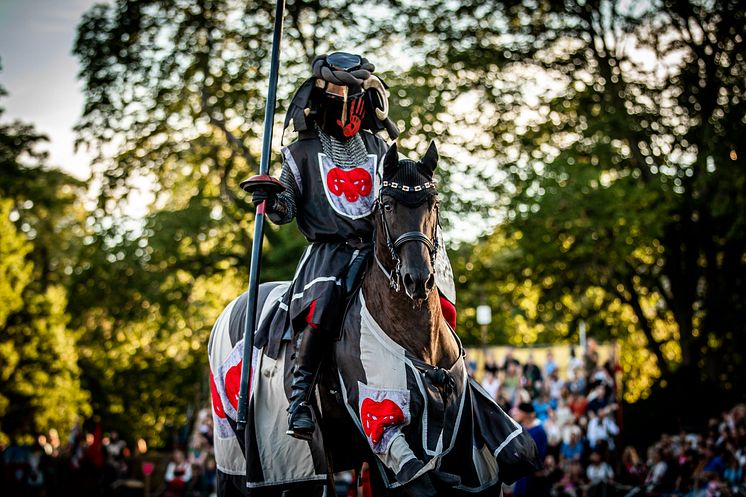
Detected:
[402,268,436,304]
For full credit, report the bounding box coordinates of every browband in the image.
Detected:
[381,180,437,192]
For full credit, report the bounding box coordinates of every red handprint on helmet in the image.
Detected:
[337,97,365,138]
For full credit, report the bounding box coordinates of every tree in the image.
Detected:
[0,84,91,443]
[0,198,32,329]
[422,1,745,403]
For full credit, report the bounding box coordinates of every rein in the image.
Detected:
[374,179,440,294]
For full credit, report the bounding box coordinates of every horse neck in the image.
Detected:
[363,255,459,369]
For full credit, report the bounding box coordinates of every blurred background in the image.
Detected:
[1,0,744,496]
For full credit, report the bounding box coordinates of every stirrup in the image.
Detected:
[286,402,315,441]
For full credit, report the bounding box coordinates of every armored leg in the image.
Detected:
[287,324,325,440]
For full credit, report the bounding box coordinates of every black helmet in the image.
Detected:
[284,52,399,141]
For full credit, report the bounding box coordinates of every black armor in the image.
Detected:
[255,53,393,440]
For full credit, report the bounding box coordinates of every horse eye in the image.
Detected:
[383,202,394,212]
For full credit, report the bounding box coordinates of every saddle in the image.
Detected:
[253,247,372,359]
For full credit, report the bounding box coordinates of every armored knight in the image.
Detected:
[248,52,399,440]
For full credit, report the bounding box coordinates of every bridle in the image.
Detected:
[374,179,440,294]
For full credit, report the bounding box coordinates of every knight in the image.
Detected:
[245,52,400,440]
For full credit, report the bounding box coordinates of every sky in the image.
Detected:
[0,0,99,180]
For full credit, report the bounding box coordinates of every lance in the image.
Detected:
[236,0,287,431]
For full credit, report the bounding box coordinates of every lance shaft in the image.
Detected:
[237,0,286,431]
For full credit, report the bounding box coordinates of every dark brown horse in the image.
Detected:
[208,142,538,497]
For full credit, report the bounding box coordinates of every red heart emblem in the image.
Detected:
[210,371,226,419]
[327,167,373,202]
[360,398,405,445]
[224,360,252,411]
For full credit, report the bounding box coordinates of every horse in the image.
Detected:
[208,141,539,497]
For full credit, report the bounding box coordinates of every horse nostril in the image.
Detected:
[403,273,415,290]
[425,273,435,291]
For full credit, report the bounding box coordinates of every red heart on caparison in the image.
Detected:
[210,372,226,418]
[361,398,405,445]
[224,360,252,411]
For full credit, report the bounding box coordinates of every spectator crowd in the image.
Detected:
[0,408,217,497]
[476,342,746,497]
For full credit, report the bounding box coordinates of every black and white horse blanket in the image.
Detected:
[208,281,539,495]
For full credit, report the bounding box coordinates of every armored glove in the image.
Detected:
[251,188,277,211]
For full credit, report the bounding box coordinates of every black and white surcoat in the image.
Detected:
[266,128,388,332]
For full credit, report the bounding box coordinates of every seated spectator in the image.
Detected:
[567,346,583,380]
[495,386,512,413]
[555,394,574,428]
[534,454,564,496]
[568,392,588,420]
[645,446,668,493]
[512,402,548,497]
[591,365,613,389]
[533,391,553,422]
[619,446,645,486]
[586,450,614,484]
[480,370,500,402]
[543,409,563,457]
[502,362,521,404]
[484,352,499,376]
[703,443,727,476]
[585,383,609,414]
[165,449,192,497]
[586,406,619,451]
[514,386,533,407]
[200,455,218,496]
[723,451,743,486]
[547,371,565,401]
[568,368,587,395]
[523,353,542,386]
[543,350,558,379]
[560,428,584,463]
[501,347,521,371]
[188,433,208,472]
[556,459,586,497]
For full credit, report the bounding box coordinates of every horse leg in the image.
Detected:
[366,461,394,497]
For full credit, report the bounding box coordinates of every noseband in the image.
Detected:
[374,179,440,294]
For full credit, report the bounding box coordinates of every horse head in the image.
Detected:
[375,141,440,307]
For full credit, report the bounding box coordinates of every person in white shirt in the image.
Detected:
[480,370,500,401]
[587,406,620,450]
[586,450,614,484]
[165,449,192,496]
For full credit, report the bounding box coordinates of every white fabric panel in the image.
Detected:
[358,292,408,389]
[473,444,499,485]
[208,298,246,476]
[253,352,318,483]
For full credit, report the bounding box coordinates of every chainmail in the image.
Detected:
[267,128,368,225]
[267,164,300,225]
[317,125,369,169]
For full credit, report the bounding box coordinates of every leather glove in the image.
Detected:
[251,189,277,211]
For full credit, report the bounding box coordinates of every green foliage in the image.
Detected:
[0,199,32,328]
[0,95,91,443]
[439,1,746,401]
[0,285,91,445]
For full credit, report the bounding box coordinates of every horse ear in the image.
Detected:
[422,140,438,172]
[383,143,399,177]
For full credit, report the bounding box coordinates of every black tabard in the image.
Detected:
[280,130,388,243]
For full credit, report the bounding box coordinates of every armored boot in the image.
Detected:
[286,325,324,440]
